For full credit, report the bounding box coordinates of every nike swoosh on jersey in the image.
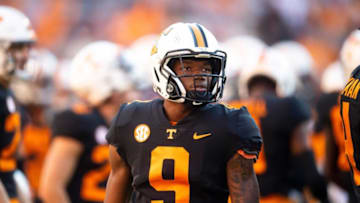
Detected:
[193,132,212,140]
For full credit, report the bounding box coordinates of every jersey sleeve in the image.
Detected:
[106,103,134,160]
[51,110,89,143]
[105,104,125,147]
[226,107,262,161]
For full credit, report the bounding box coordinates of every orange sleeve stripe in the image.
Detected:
[237,149,257,160]
[342,101,360,185]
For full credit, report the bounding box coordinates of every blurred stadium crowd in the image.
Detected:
[2,0,360,202]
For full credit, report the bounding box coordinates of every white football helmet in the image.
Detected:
[340,29,360,79]
[0,6,36,81]
[239,47,297,98]
[122,34,158,90]
[10,49,57,105]
[220,35,267,101]
[320,61,346,93]
[221,35,267,77]
[69,41,132,106]
[272,40,314,77]
[151,22,227,105]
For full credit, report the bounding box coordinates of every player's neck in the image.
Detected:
[163,99,195,123]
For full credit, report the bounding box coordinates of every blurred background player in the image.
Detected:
[229,47,329,202]
[38,41,136,203]
[340,65,360,202]
[0,5,36,203]
[339,28,360,202]
[10,48,57,202]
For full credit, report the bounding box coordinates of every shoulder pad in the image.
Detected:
[115,101,150,127]
[351,65,360,79]
[342,69,360,101]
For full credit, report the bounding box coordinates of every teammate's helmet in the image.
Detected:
[11,49,57,105]
[151,22,227,105]
[122,34,158,90]
[0,6,36,81]
[320,61,346,93]
[340,29,360,79]
[69,41,132,106]
[272,40,314,77]
[239,48,297,98]
[220,35,267,101]
[221,35,267,77]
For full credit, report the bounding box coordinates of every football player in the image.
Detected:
[341,65,360,201]
[105,22,262,203]
[10,48,57,202]
[38,41,135,203]
[340,28,360,201]
[230,48,329,202]
[0,6,36,203]
[315,60,356,202]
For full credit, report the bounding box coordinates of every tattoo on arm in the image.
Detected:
[227,153,260,203]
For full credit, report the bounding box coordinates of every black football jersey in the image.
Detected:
[106,99,262,203]
[340,65,360,196]
[52,108,110,203]
[230,94,311,197]
[0,85,21,199]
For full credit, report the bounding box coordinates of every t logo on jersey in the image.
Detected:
[134,124,150,143]
[166,129,177,140]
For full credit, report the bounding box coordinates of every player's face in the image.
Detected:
[7,42,32,71]
[172,58,212,92]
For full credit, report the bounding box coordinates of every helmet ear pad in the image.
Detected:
[166,76,182,100]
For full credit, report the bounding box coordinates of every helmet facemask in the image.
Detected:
[158,49,226,105]
[0,41,34,83]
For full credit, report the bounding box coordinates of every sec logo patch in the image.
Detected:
[134,124,150,143]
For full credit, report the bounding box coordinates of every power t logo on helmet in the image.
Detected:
[151,22,227,105]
